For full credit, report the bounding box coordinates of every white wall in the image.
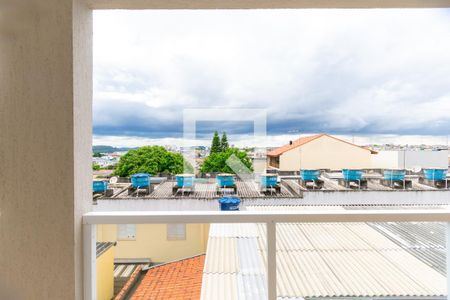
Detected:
[372,150,449,170]
[371,151,401,169]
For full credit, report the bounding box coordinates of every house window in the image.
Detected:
[167,224,186,240]
[117,224,136,240]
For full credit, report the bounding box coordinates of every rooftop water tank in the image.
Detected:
[383,170,406,181]
[260,174,278,188]
[300,170,320,181]
[93,181,108,193]
[218,196,241,211]
[217,174,235,187]
[423,169,447,181]
[176,174,195,188]
[131,173,151,188]
[342,169,363,181]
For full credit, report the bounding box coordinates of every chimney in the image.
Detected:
[289,140,293,145]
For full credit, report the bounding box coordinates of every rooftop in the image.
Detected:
[96,241,115,258]
[267,133,377,157]
[201,205,447,299]
[129,254,205,300]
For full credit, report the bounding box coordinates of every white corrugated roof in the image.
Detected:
[201,216,446,299]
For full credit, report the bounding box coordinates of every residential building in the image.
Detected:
[371,150,449,170]
[96,242,116,300]
[114,255,205,300]
[267,134,375,171]
[97,224,209,263]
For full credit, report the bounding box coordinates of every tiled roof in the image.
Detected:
[267,134,323,157]
[267,133,376,157]
[131,254,205,300]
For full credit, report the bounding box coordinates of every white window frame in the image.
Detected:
[167,223,186,240]
[79,2,450,300]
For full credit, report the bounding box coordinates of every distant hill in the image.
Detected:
[93,145,137,153]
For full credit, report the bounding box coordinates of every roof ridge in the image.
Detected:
[267,133,376,157]
[143,253,206,271]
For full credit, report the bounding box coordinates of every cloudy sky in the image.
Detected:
[93,9,450,147]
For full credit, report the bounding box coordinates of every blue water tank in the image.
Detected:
[342,169,363,181]
[300,170,320,181]
[93,181,108,193]
[424,169,447,181]
[384,170,406,181]
[131,173,151,188]
[176,174,194,187]
[260,174,278,187]
[218,196,241,211]
[217,174,235,187]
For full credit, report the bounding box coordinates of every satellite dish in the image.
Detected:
[410,166,422,173]
[109,176,118,184]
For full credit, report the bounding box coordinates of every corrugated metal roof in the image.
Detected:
[96,241,115,258]
[201,219,446,299]
[368,222,446,275]
[204,237,239,274]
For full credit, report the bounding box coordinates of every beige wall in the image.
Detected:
[97,224,209,263]
[0,1,91,300]
[96,247,115,300]
[279,135,372,171]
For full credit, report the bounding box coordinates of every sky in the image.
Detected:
[93,9,450,147]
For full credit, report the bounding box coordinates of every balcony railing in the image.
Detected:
[83,209,450,300]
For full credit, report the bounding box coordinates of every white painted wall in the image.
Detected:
[372,150,449,170]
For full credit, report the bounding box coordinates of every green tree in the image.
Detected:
[200,148,253,174]
[92,163,101,171]
[220,132,229,151]
[93,152,103,157]
[210,131,221,154]
[114,146,193,177]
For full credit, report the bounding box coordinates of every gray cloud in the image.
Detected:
[93,9,450,139]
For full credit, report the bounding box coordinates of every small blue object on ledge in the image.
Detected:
[131,173,151,188]
[218,196,241,211]
[300,170,320,181]
[260,174,278,188]
[216,174,235,187]
[383,170,406,181]
[423,169,447,181]
[342,169,363,181]
[176,174,195,188]
[93,181,108,193]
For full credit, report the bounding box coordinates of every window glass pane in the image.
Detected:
[117,224,136,240]
[167,224,186,240]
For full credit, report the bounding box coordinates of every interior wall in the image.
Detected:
[0,1,92,299]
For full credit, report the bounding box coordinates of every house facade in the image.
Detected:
[267,134,374,171]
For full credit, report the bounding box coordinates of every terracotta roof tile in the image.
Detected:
[267,134,324,157]
[130,255,205,300]
[267,133,376,157]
